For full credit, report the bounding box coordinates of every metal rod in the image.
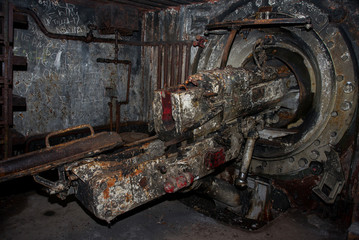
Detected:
[157,45,162,89]
[116,100,120,133]
[108,101,113,131]
[206,17,311,31]
[170,44,176,86]
[164,44,169,88]
[130,0,170,8]
[0,131,123,182]
[2,1,11,160]
[184,43,191,80]
[220,29,237,69]
[235,132,258,187]
[178,43,183,84]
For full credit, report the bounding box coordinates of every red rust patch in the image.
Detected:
[273,176,320,209]
[103,188,110,199]
[139,177,147,188]
[205,148,225,169]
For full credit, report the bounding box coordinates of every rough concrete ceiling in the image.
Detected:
[105,0,211,10]
[66,0,212,11]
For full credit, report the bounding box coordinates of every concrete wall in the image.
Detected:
[12,0,143,136]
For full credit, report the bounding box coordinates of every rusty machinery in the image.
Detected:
[1,1,359,232]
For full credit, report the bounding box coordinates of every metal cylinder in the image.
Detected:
[236,133,258,187]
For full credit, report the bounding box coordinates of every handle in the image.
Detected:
[45,124,95,148]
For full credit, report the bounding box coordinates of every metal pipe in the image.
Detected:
[178,43,183,84]
[206,17,312,31]
[164,44,169,88]
[130,0,169,8]
[236,132,258,187]
[199,177,241,207]
[220,29,237,69]
[157,45,162,89]
[184,43,191,80]
[108,101,113,131]
[2,1,11,160]
[116,100,120,133]
[170,44,176,86]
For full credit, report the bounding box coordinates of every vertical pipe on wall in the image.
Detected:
[170,44,176,87]
[157,45,162,89]
[177,43,183,85]
[164,44,168,88]
[184,43,191,81]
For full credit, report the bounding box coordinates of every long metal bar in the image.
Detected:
[206,17,311,31]
[130,0,171,8]
[157,45,162,89]
[170,44,176,86]
[164,44,169,87]
[220,29,237,69]
[184,43,191,80]
[2,1,11,160]
[177,43,182,85]
[106,0,161,10]
[0,131,124,182]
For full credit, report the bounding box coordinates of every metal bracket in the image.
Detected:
[312,150,345,203]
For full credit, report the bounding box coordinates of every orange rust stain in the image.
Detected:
[133,168,143,176]
[103,178,117,199]
[125,193,132,202]
[107,178,116,188]
[103,188,110,199]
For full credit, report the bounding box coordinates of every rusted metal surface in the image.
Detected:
[1,1,11,160]
[157,45,162,89]
[170,44,176,87]
[0,127,123,182]
[193,35,208,48]
[164,172,194,193]
[206,17,311,31]
[273,176,320,209]
[45,124,95,148]
[177,43,183,85]
[220,29,237,69]
[71,137,231,222]
[155,42,191,89]
[0,2,27,160]
[236,133,258,187]
[153,66,288,138]
[119,132,149,144]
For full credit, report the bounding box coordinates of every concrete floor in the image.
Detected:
[0,178,346,240]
